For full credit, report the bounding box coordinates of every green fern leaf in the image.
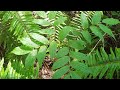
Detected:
[70,51,87,61]
[29,33,49,45]
[106,64,116,79]
[81,12,89,29]
[81,30,92,44]
[2,11,12,23]
[70,61,91,74]
[37,46,47,68]
[58,26,73,41]
[56,47,69,58]
[92,66,103,78]
[68,40,86,50]
[96,49,103,62]
[52,65,69,79]
[33,19,51,26]
[102,18,120,25]
[64,73,71,79]
[70,71,81,79]
[36,11,47,18]
[48,11,57,19]
[37,29,55,35]
[25,49,37,68]
[99,65,109,79]
[90,25,104,41]
[11,46,32,55]
[53,16,67,26]
[19,36,39,48]
[92,11,102,25]
[99,24,115,39]
[49,41,57,59]
[52,56,70,70]
[100,48,109,61]
[109,47,116,61]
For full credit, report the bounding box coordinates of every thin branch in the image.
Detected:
[88,33,106,55]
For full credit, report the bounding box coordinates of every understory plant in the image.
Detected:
[0,11,120,79]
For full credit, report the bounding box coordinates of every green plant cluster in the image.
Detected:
[0,11,120,79]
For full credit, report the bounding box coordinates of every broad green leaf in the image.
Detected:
[33,19,51,26]
[37,46,47,68]
[2,12,12,23]
[49,41,57,59]
[56,47,69,58]
[90,25,104,41]
[59,26,73,41]
[68,40,86,50]
[70,71,81,79]
[70,51,87,61]
[20,36,39,48]
[11,46,32,55]
[81,12,89,29]
[70,61,91,74]
[48,11,57,19]
[81,30,91,44]
[53,16,67,26]
[38,29,55,35]
[52,56,70,70]
[25,49,37,68]
[29,33,49,44]
[102,18,120,25]
[52,65,69,79]
[71,29,81,36]
[99,24,115,39]
[64,73,71,79]
[36,11,47,18]
[92,11,102,25]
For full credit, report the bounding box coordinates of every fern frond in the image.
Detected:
[2,11,39,38]
[0,58,22,79]
[87,47,120,79]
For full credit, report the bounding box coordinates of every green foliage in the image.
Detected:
[0,58,21,79]
[52,65,69,79]
[87,47,120,79]
[25,49,37,68]
[11,46,32,55]
[0,11,120,79]
[56,47,69,58]
[68,40,86,50]
[81,12,89,29]
[90,26,104,41]
[102,18,120,25]
[81,30,92,44]
[29,33,49,45]
[49,41,57,59]
[37,46,47,68]
[99,24,115,39]
[58,26,73,41]
[52,56,70,70]
[92,11,102,25]
[33,19,51,26]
